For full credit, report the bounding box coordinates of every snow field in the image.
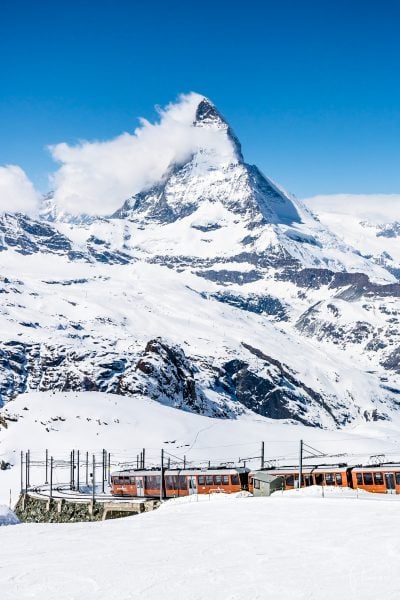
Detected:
[1,492,400,599]
[3,391,400,506]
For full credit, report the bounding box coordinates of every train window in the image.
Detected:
[178,475,187,490]
[206,475,213,485]
[254,479,260,489]
[122,477,130,484]
[325,474,334,485]
[165,476,175,490]
[214,475,222,485]
[129,477,136,485]
[315,474,324,485]
[395,473,400,485]
[222,475,229,485]
[231,473,239,485]
[374,472,383,485]
[335,473,342,485]
[363,473,373,485]
[145,475,161,490]
[198,475,205,485]
[356,473,363,485]
[285,475,295,486]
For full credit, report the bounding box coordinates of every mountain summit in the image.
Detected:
[1,95,400,431]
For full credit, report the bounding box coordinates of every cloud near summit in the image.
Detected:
[49,92,235,217]
[0,165,39,215]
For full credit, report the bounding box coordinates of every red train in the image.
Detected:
[111,462,400,499]
[111,467,250,498]
[249,463,400,495]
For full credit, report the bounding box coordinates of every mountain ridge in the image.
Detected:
[1,95,400,430]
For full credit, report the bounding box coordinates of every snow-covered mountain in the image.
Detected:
[306,193,400,279]
[1,96,400,433]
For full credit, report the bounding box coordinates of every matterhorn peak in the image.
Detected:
[192,96,243,162]
[194,97,228,128]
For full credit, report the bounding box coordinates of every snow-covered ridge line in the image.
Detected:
[1,95,400,431]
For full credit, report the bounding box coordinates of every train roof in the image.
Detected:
[250,465,349,475]
[112,467,249,477]
[353,465,400,472]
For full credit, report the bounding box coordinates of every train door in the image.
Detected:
[188,476,197,495]
[137,477,145,497]
[385,473,396,494]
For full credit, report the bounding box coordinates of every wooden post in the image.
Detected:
[261,441,265,469]
[45,449,49,484]
[50,456,53,500]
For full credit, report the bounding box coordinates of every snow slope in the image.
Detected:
[306,193,400,273]
[1,492,400,599]
[0,505,18,526]
[2,95,400,440]
[2,391,400,506]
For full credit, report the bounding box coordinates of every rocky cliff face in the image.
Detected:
[1,96,400,428]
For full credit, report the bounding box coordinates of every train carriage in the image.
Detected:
[351,466,400,494]
[111,467,249,498]
[248,465,352,493]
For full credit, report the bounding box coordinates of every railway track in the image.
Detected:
[27,484,143,503]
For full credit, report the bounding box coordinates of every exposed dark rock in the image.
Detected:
[195,269,263,285]
[204,291,287,320]
[216,342,342,427]
[119,338,230,417]
[382,347,400,373]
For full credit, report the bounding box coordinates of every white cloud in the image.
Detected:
[49,92,237,216]
[305,194,400,224]
[0,165,39,215]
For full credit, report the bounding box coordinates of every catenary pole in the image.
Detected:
[45,449,49,484]
[50,456,53,500]
[261,441,265,469]
[298,439,303,490]
[92,455,96,504]
[77,450,80,492]
[160,449,164,502]
[20,451,24,493]
[25,451,29,491]
[102,449,105,494]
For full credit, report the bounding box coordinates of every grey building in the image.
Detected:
[251,471,284,496]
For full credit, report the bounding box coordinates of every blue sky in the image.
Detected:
[1,0,400,197]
